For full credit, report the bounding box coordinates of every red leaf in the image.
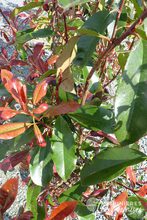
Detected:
[33,43,44,58]
[10,60,28,66]
[34,123,46,147]
[45,101,80,117]
[0,178,18,213]
[106,191,128,219]
[137,185,147,197]
[2,32,10,42]
[1,69,28,111]
[33,79,48,105]
[0,69,13,82]
[136,184,147,210]
[0,150,29,172]
[0,122,32,139]
[91,188,108,198]
[1,48,8,59]
[33,103,49,114]
[0,107,19,120]
[126,166,136,186]
[46,201,78,220]
[12,211,33,220]
[0,55,7,66]
[96,131,119,145]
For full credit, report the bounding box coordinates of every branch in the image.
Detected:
[81,8,147,105]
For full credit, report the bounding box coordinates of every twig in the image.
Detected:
[63,13,68,43]
[111,0,125,40]
[115,181,137,193]
[104,68,121,88]
[81,8,147,106]
[0,9,16,34]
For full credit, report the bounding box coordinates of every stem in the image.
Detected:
[111,0,125,40]
[104,68,121,88]
[0,9,16,34]
[63,13,68,43]
[116,181,137,193]
[81,8,147,105]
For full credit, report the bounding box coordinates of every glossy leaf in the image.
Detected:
[30,139,53,186]
[74,10,110,66]
[69,105,114,133]
[11,2,43,18]
[26,183,45,220]
[80,146,146,186]
[51,116,77,181]
[115,40,147,145]
[58,181,87,203]
[33,79,48,105]
[1,69,28,111]
[12,127,34,148]
[0,178,18,213]
[0,122,32,140]
[44,101,80,117]
[0,107,19,120]
[33,103,49,114]
[46,201,78,220]
[16,27,53,46]
[33,123,46,147]
[76,204,95,220]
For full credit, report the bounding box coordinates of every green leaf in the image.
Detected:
[58,181,87,203]
[80,146,146,186]
[26,182,45,220]
[58,0,90,9]
[130,0,143,16]
[118,52,129,71]
[135,28,147,40]
[0,140,18,161]
[115,39,147,145]
[13,127,34,148]
[126,196,145,220]
[76,204,95,220]
[51,116,77,181]
[30,139,53,186]
[74,10,110,66]
[69,105,114,133]
[11,2,44,18]
[16,27,53,46]
[0,84,10,97]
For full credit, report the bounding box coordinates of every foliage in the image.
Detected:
[0,0,147,219]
